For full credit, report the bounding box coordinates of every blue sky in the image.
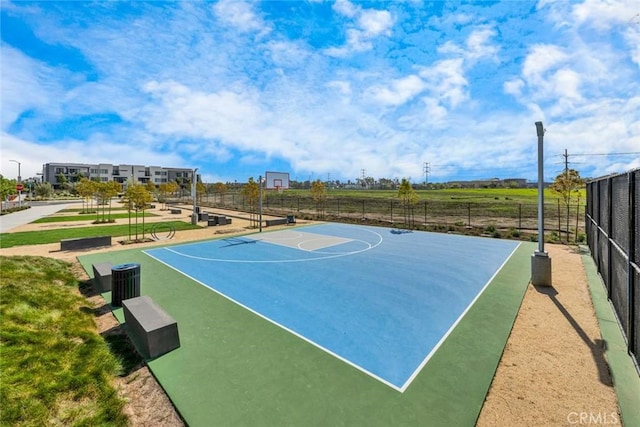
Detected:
[1,0,639,184]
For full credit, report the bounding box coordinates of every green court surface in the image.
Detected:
[582,249,640,427]
[79,240,535,426]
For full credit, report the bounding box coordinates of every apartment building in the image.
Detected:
[42,163,196,189]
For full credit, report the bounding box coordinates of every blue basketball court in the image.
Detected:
[144,223,520,391]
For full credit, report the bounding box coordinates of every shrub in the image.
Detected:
[484,224,496,233]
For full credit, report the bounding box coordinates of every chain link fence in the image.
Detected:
[586,168,639,374]
[199,192,585,243]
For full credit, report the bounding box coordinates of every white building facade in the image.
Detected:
[42,162,196,189]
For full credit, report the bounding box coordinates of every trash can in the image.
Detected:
[111,263,141,307]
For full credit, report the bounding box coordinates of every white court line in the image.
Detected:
[143,248,402,392]
[160,228,384,263]
[143,228,522,393]
[398,242,522,392]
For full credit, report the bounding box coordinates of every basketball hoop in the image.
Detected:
[265,172,290,191]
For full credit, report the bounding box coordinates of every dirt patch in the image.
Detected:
[477,244,620,426]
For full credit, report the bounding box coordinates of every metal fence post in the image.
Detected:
[628,171,636,357]
[424,200,428,225]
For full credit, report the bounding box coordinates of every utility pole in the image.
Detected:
[563,149,569,175]
[423,162,431,185]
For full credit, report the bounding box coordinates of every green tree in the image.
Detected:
[123,184,153,241]
[34,182,53,199]
[104,181,122,222]
[145,180,157,198]
[158,182,176,210]
[550,169,585,243]
[0,175,16,213]
[75,178,97,213]
[241,177,260,228]
[310,180,327,218]
[196,181,206,204]
[398,178,418,226]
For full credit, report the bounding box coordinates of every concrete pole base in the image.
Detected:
[531,251,552,287]
[191,213,198,225]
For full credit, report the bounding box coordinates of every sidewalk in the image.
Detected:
[0,201,81,233]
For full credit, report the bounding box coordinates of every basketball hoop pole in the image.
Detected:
[259,175,263,232]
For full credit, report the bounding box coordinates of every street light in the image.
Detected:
[191,168,198,225]
[9,159,22,208]
[531,122,552,286]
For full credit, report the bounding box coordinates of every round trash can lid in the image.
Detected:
[112,263,140,271]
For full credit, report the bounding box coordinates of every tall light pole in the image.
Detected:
[531,122,552,286]
[191,168,198,225]
[259,175,263,232]
[9,160,22,208]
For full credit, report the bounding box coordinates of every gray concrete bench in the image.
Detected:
[60,235,111,251]
[122,296,180,359]
[92,262,113,293]
[265,218,288,226]
[208,215,232,226]
[170,209,182,214]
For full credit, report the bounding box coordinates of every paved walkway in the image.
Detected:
[0,201,81,233]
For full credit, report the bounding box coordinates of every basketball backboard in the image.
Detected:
[265,172,290,190]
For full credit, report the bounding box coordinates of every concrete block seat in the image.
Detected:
[265,218,288,226]
[60,235,111,251]
[207,215,232,226]
[92,262,113,293]
[122,296,180,359]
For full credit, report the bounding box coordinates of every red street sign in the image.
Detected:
[16,184,23,191]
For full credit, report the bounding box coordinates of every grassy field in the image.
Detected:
[33,212,157,223]
[282,187,586,203]
[0,256,128,426]
[0,221,201,248]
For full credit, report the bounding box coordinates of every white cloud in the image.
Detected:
[504,79,524,97]
[367,75,425,106]
[522,44,568,81]
[419,58,468,108]
[465,27,499,60]
[625,27,640,67]
[325,0,393,57]
[358,9,393,37]
[326,80,352,96]
[572,0,638,31]
[0,46,62,128]
[213,0,271,35]
[333,0,358,18]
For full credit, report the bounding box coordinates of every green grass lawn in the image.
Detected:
[33,212,157,223]
[0,221,201,248]
[0,256,129,426]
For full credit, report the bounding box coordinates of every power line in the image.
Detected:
[570,152,640,157]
